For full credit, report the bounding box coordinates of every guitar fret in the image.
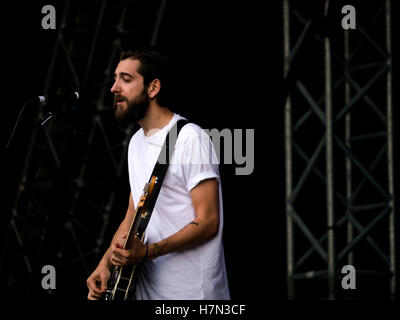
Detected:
[116,287,127,292]
[119,276,131,281]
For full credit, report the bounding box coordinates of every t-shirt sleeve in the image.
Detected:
[181,130,220,193]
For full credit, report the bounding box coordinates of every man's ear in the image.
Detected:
[148,79,161,99]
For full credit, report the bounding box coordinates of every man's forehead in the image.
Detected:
[115,59,141,74]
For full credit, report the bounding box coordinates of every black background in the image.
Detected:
[1,0,285,303]
[1,0,399,313]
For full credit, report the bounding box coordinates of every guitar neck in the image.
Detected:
[123,206,144,249]
[123,176,157,249]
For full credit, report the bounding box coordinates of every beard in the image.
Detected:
[113,88,150,126]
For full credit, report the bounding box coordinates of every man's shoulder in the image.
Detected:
[177,120,209,144]
[128,127,144,148]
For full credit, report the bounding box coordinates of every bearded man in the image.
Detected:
[86,49,230,300]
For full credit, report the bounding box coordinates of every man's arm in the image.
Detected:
[110,178,220,265]
[102,191,136,266]
[150,178,220,256]
[86,192,135,299]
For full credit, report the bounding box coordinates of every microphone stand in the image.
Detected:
[38,111,57,126]
[5,97,70,152]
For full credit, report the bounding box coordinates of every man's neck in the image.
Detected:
[138,103,174,136]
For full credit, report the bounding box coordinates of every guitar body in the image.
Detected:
[104,176,157,301]
[106,260,142,300]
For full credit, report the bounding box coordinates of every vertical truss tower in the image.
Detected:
[284,0,395,299]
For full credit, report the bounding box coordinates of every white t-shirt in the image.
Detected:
[128,113,230,300]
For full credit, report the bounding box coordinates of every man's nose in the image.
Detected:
[110,80,120,93]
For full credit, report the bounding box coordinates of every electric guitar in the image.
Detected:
[104,175,157,300]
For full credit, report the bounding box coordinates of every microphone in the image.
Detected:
[38,91,81,125]
[38,91,80,104]
[5,91,81,151]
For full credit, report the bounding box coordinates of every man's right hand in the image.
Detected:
[86,264,111,300]
[87,233,128,300]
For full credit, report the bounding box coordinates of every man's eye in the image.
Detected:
[122,78,131,83]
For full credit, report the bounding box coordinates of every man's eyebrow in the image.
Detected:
[114,72,134,78]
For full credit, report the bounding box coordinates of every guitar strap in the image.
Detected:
[137,119,188,235]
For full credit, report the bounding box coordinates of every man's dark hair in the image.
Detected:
[120,48,173,107]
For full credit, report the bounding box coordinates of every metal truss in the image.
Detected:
[1,0,168,299]
[284,0,395,299]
